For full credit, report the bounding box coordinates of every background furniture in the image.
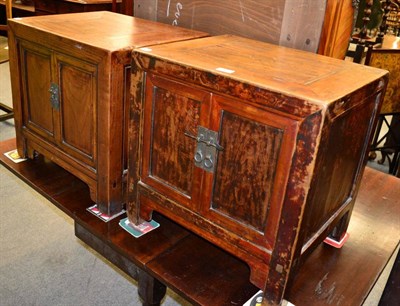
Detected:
[127,35,388,304]
[7,11,207,215]
[32,0,120,15]
[134,0,357,57]
[0,0,35,24]
[367,35,400,176]
[0,0,13,122]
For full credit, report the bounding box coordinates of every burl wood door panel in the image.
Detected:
[202,95,299,247]
[142,74,209,208]
[55,54,97,168]
[19,40,55,142]
[143,74,299,247]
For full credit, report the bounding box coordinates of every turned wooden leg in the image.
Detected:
[138,269,167,306]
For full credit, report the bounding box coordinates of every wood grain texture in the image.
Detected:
[303,94,379,243]
[57,55,97,166]
[8,11,207,215]
[21,41,53,138]
[9,11,207,51]
[133,35,387,105]
[129,34,388,305]
[279,0,326,53]
[318,0,355,59]
[288,169,400,306]
[212,111,283,232]
[136,0,285,44]
[150,87,201,195]
[1,138,399,306]
[135,0,329,53]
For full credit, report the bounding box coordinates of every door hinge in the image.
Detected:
[185,126,224,173]
[49,83,60,110]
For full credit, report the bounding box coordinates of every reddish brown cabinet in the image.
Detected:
[127,35,388,304]
[33,0,118,16]
[8,11,207,215]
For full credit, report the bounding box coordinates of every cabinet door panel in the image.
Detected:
[142,74,209,208]
[212,111,283,232]
[20,41,54,140]
[56,54,97,168]
[203,95,298,247]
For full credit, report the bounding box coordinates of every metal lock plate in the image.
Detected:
[49,83,60,110]
[186,126,223,173]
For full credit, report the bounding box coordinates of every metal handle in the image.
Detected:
[184,131,224,151]
[203,155,214,169]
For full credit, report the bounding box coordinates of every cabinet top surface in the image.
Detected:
[8,11,207,51]
[135,35,388,104]
[374,35,400,51]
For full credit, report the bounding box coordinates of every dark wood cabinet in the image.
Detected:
[8,11,207,215]
[127,35,388,304]
[33,0,118,15]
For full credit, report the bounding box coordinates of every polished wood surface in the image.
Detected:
[8,11,207,51]
[132,35,387,104]
[288,168,400,305]
[8,11,207,215]
[129,35,388,304]
[318,0,355,59]
[1,137,399,306]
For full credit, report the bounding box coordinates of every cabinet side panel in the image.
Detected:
[22,46,53,137]
[304,98,377,241]
[212,111,283,232]
[150,87,201,196]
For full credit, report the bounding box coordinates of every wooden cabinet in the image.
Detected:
[18,40,98,169]
[8,11,207,215]
[32,0,119,16]
[127,35,388,304]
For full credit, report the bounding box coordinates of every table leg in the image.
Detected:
[138,269,167,306]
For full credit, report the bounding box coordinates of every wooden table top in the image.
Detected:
[1,137,399,305]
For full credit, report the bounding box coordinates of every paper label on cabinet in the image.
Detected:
[215,67,235,74]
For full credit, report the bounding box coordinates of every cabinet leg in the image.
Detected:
[329,211,351,242]
[138,269,167,306]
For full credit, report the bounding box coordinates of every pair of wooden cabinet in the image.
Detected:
[8,11,206,214]
[126,35,388,304]
[8,11,388,305]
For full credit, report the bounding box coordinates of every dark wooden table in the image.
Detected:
[1,137,399,305]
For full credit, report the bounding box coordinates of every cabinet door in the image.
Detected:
[201,95,299,248]
[54,53,98,169]
[19,40,55,142]
[141,74,210,210]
